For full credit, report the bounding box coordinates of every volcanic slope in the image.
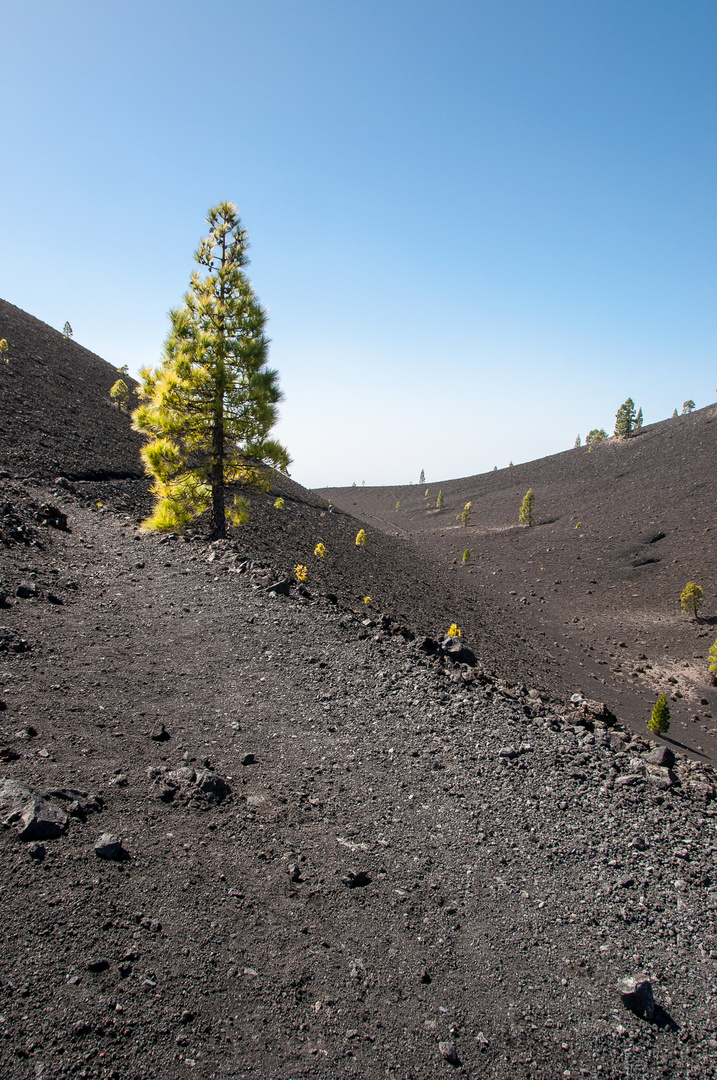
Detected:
[1,303,717,1078]
[320,408,717,763]
[0,297,144,480]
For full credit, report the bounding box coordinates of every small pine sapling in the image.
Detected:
[460,501,472,527]
[274,497,284,509]
[462,549,470,564]
[446,623,461,637]
[574,434,581,448]
[709,635,717,682]
[436,490,444,510]
[682,400,695,414]
[395,501,400,511]
[419,469,425,485]
[109,379,130,411]
[228,496,250,526]
[363,595,371,605]
[671,408,678,418]
[355,529,367,547]
[62,321,73,339]
[314,542,326,558]
[636,407,643,429]
[648,693,670,736]
[519,488,535,526]
[0,339,8,364]
[680,581,704,619]
[295,564,308,582]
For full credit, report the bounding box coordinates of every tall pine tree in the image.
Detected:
[133,203,290,537]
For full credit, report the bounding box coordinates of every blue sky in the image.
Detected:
[2,1,715,486]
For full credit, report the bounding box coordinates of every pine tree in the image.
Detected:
[648,693,670,736]
[436,490,444,510]
[574,434,581,448]
[0,339,8,364]
[519,488,535,525]
[635,407,643,429]
[614,397,637,438]
[671,408,678,418]
[460,501,471,527]
[110,378,130,412]
[419,469,425,485]
[62,321,73,339]
[585,428,607,445]
[462,549,470,564]
[682,399,696,414]
[133,202,290,537]
[680,581,704,619]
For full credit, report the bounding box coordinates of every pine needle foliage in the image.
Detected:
[460,501,471,527]
[648,693,670,736]
[519,488,535,526]
[680,581,704,619]
[436,490,444,510]
[132,202,290,537]
[585,428,607,445]
[462,549,470,563]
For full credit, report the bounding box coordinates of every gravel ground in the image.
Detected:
[1,482,716,1080]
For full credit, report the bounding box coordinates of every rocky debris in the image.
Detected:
[147,764,231,804]
[241,753,256,766]
[0,778,69,839]
[94,832,126,860]
[0,626,30,652]
[150,722,171,742]
[439,634,477,666]
[643,745,675,768]
[342,870,371,888]
[27,841,45,860]
[619,977,658,1022]
[267,577,292,596]
[47,787,103,820]
[86,957,110,973]
[438,1040,461,1066]
[35,503,68,530]
[15,583,39,599]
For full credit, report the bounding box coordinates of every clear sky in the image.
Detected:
[2,1,715,487]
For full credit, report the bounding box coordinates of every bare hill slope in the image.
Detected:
[320,409,717,761]
[0,297,143,479]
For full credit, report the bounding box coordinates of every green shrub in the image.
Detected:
[680,581,703,619]
[519,488,535,526]
[709,636,717,681]
[648,693,670,736]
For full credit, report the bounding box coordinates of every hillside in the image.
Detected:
[1,300,716,1078]
[320,408,717,763]
[0,298,144,479]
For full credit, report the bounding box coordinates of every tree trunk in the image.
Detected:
[211,400,225,539]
